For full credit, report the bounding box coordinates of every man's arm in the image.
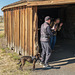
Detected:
[58,23,63,31]
[58,26,61,31]
[46,26,53,36]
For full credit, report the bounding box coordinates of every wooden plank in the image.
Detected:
[14,8,17,52]
[24,7,26,55]
[27,7,33,56]
[12,9,15,48]
[17,7,20,53]
[4,11,6,37]
[22,6,25,56]
[6,10,8,45]
[27,0,75,6]
[21,7,24,55]
[13,9,15,47]
[19,7,22,54]
[25,7,28,55]
[33,6,38,56]
[20,7,23,55]
[15,7,20,54]
[11,9,14,48]
[27,7,30,55]
[7,10,10,47]
[11,10,13,48]
[5,11,7,38]
[19,6,25,55]
[21,7,23,55]
[9,10,11,48]
[29,7,33,56]
[9,10,12,48]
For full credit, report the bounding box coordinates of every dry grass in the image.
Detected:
[0,23,4,36]
[0,49,31,75]
[0,23,31,75]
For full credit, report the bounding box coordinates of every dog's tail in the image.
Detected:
[17,59,21,65]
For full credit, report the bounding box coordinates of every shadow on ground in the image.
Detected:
[35,66,60,70]
[34,39,75,71]
[49,39,75,67]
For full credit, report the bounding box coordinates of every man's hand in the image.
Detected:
[54,28,57,31]
[54,26,57,31]
[60,23,63,27]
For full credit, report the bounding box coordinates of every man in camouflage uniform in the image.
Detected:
[50,18,63,51]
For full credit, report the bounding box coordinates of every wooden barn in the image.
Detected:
[2,0,75,56]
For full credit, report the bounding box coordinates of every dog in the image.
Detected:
[17,53,40,71]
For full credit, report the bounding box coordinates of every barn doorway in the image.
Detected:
[37,4,75,61]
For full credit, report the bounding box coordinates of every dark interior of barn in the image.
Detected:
[37,4,75,62]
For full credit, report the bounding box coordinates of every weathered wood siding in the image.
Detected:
[4,6,38,56]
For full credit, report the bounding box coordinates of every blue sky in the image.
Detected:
[0,0,20,16]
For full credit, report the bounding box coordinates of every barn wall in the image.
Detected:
[4,6,38,56]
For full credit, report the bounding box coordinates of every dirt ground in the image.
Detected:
[0,23,75,75]
[31,39,75,75]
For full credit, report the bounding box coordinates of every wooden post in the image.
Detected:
[33,6,38,56]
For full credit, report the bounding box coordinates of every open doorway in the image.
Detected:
[37,5,75,61]
[37,6,65,53]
